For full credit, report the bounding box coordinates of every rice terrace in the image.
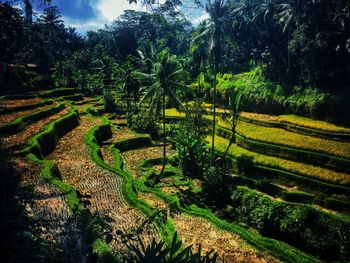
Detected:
[1,0,350,262]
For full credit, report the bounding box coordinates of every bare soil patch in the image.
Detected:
[122,145,174,178]
[1,106,70,153]
[0,104,54,126]
[173,214,278,263]
[0,98,43,109]
[12,156,76,256]
[138,192,168,210]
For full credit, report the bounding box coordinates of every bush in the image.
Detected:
[174,121,210,179]
[230,187,350,261]
[129,113,159,140]
[103,89,117,113]
[203,153,233,204]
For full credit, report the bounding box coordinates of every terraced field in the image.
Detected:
[2,91,349,262]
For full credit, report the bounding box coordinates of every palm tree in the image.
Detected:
[205,0,228,165]
[11,0,51,24]
[277,0,305,71]
[117,63,140,116]
[135,50,189,175]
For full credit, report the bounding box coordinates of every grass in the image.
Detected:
[130,161,319,263]
[165,108,350,159]
[208,135,350,186]
[241,112,350,134]
[279,114,350,133]
[165,108,186,118]
[236,121,350,159]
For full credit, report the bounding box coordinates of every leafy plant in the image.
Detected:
[174,121,210,179]
[129,113,159,140]
[103,88,117,113]
[126,232,218,263]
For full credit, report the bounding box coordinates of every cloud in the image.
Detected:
[192,11,209,25]
[44,0,207,34]
[96,0,145,22]
[51,0,98,22]
[55,0,148,33]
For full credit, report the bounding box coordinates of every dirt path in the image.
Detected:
[46,115,158,255]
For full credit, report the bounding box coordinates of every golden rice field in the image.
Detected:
[239,112,350,134]
[187,102,350,133]
[236,121,350,159]
[207,135,350,185]
[165,108,350,158]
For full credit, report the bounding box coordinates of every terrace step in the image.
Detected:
[229,174,350,214]
[213,135,350,195]
[45,115,158,253]
[1,104,71,154]
[0,102,66,135]
[239,112,350,141]
[0,97,49,114]
[0,101,55,127]
[216,126,350,173]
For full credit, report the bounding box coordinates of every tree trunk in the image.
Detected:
[127,93,131,119]
[210,66,217,166]
[287,27,291,71]
[160,90,166,175]
[223,123,237,159]
[24,0,33,24]
[195,73,201,136]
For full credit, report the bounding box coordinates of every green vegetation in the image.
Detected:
[2,0,350,262]
[229,186,350,262]
[211,135,350,186]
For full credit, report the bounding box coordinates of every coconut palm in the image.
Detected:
[205,0,228,164]
[135,50,189,175]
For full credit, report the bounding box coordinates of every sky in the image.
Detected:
[45,0,209,34]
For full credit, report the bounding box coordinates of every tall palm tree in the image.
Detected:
[11,0,51,23]
[277,0,304,71]
[135,50,189,175]
[205,0,228,165]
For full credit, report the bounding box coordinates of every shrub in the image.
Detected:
[174,121,210,179]
[129,113,159,140]
[203,153,234,204]
[126,232,218,263]
[103,89,117,113]
[230,187,350,261]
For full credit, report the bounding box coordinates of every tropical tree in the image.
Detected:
[9,0,51,23]
[205,0,228,164]
[116,61,141,116]
[136,50,189,175]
